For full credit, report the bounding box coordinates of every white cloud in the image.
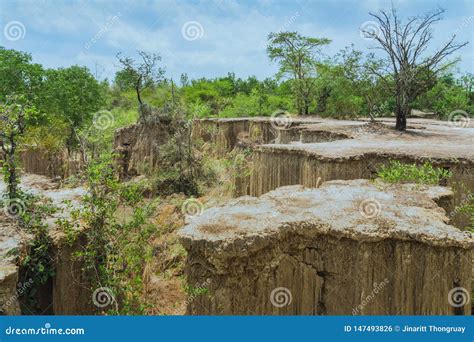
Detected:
[2,0,472,81]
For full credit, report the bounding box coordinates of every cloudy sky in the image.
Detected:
[1,0,473,81]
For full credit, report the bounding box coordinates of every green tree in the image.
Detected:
[460,72,474,104]
[267,32,330,115]
[0,96,36,199]
[116,51,165,116]
[40,66,105,152]
[0,47,44,103]
[414,74,470,117]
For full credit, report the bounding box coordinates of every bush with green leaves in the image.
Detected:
[58,154,158,314]
[3,192,58,313]
[376,160,452,185]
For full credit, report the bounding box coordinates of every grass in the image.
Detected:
[377,160,452,185]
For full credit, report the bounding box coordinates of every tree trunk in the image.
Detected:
[6,142,18,199]
[395,112,406,131]
[395,89,409,131]
[296,96,303,116]
[304,100,310,115]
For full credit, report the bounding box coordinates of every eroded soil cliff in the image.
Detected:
[179,180,472,315]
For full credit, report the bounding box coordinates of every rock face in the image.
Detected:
[51,233,93,315]
[179,180,473,315]
[114,120,171,178]
[0,174,94,315]
[230,118,474,229]
[192,118,277,154]
[117,117,473,227]
[0,216,24,315]
[20,149,82,179]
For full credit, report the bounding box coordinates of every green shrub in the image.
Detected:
[377,160,452,185]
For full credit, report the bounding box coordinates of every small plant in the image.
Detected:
[16,193,58,313]
[455,193,474,232]
[184,284,209,298]
[377,160,452,185]
[0,96,36,200]
[58,153,158,314]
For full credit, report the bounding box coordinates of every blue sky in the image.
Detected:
[1,0,473,81]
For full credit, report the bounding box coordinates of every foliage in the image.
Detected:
[0,96,37,199]
[0,48,43,104]
[115,51,165,116]
[184,283,209,297]
[267,31,331,115]
[149,101,214,196]
[17,193,57,313]
[377,160,452,185]
[58,154,157,314]
[39,66,105,150]
[413,73,473,118]
[457,197,473,232]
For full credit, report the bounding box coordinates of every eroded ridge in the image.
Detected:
[179,179,473,315]
[0,174,91,315]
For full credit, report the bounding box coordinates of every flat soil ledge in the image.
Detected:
[179,179,473,251]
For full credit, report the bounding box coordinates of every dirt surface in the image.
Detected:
[265,118,474,160]
[179,179,473,315]
[0,174,86,315]
[180,179,470,248]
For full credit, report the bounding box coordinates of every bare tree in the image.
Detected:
[364,6,468,130]
[116,51,165,117]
